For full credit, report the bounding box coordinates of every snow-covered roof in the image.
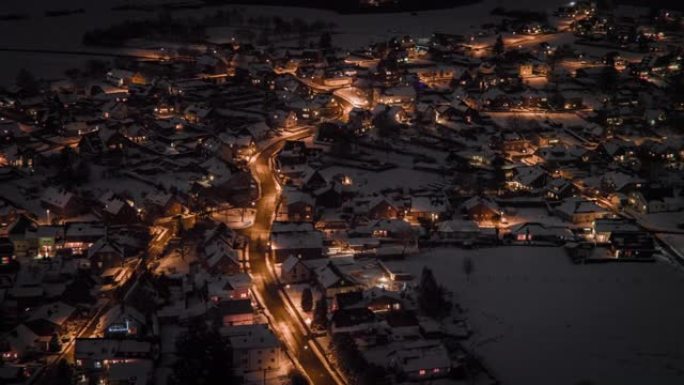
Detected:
[436,219,479,233]
[75,338,152,359]
[41,187,74,209]
[556,198,606,216]
[27,301,75,327]
[87,236,125,259]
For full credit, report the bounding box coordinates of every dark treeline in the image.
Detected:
[202,0,480,14]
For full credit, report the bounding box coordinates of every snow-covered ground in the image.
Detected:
[319,164,447,193]
[385,247,684,385]
[0,0,570,85]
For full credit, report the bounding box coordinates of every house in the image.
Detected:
[78,128,128,158]
[26,301,76,340]
[222,323,283,373]
[88,235,125,272]
[367,196,401,220]
[6,215,37,257]
[597,138,637,163]
[218,299,254,326]
[41,187,80,219]
[330,307,378,335]
[270,110,298,130]
[201,236,241,276]
[63,222,107,254]
[374,86,416,111]
[461,196,501,223]
[600,172,644,195]
[32,225,65,258]
[1,324,42,360]
[627,186,682,214]
[74,338,153,371]
[554,198,608,225]
[270,225,324,263]
[592,219,656,259]
[106,69,146,87]
[334,287,405,314]
[100,304,148,338]
[143,192,183,220]
[279,255,314,284]
[505,222,572,245]
[207,273,251,303]
[98,191,138,225]
[407,196,448,221]
[507,166,548,191]
[282,188,315,222]
[387,340,451,380]
[434,219,481,244]
[545,178,578,201]
[314,183,344,209]
[101,360,153,385]
[350,219,414,244]
[315,262,361,297]
[0,238,13,267]
[302,169,328,191]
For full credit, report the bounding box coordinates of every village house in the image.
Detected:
[74,338,153,372]
[98,191,139,225]
[505,222,573,245]
[281,188,315,222]
[387,340,451,380]
[330,306,378,335]
[461,196,502,223]
[592,218,656,259]
[218,299,255,326]
[222,323,283,374]
[270,222,324,263]
[554,198,609,225]
[88,234,126,272]
[279,255,315,284]
[315,261,362,298]
[100,304,150,339]
[40,188,81,220]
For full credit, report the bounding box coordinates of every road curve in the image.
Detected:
[244,131,339,385]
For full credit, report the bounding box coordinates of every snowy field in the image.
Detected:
[319,164,447,193]
[0,0,570,85]
[385,247,684,385]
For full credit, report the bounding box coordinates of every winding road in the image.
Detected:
[244,130,340,385]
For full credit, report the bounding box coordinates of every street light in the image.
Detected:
[46,209,50,225]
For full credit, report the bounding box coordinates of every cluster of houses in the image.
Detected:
[0,0,683,384]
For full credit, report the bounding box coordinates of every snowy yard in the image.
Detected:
[210,207,256,230]
[319,165,447,194]
[385,246,684,385]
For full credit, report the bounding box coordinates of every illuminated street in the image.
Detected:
[243,129,342,385]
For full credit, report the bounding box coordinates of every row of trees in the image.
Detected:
[84,9,335,48]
